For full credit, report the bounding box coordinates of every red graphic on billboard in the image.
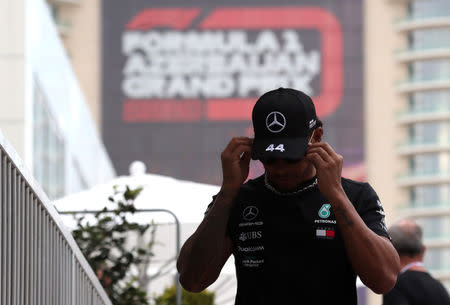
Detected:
[126,9,201,30]
[102,1,364,184]
[122,7,342,123]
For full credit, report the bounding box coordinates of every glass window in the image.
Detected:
[410,90,450,112]
[411,0,450,18]
[71,158,89,193]
[410,185,441,207]
[417,217,443,238]
[33,81,66,199]
[424,248,442,270]
[409,28,450,50]
[408,122,440,143]
[410,59,450,82]
[409,154,439,175]
[424,247,450,272]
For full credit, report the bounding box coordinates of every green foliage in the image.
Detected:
[72,185,154,305]
[154,284,215,305]
[114,278,149,305]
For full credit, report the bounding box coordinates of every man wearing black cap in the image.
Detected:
[177,88,400,304]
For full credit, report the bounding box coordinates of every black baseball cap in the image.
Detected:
[251,88,318,161]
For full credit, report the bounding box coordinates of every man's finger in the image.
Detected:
[239,149,252,167]
[309,142,339,159]
[306,146,333,163]
[223,137,253,158]
[231,142,253,161]
[305,151,327,169]
[230,139,253,157]
[223,141,253,164]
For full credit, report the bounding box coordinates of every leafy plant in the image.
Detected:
[154,284,215,305]
[72,185,155,305]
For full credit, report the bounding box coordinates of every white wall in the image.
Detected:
[0,0,115,197]
[0,0,26,157]
[26,0,116,193]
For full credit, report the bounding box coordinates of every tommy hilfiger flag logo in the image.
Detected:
[316,227,335,239]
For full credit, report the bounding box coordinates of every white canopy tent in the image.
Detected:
[54,162,220,223]
[53,161,236,305]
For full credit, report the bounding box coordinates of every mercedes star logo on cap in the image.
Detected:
[266,111,286,133]
[242,206,259,221]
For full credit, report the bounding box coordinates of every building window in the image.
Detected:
[409,90,450,112]
[408,122,440,144]
[424,235,450,271]
[33,81,66,199]
[417,217,443,238]
[410,0,450,18]
[410,185,441,207]
[424,248,442,270]
[71,158,88,193]
[409,154,439,175]
[410,59,450,82]
[409,28,450,50]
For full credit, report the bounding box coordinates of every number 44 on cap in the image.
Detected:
[265,144,285,152]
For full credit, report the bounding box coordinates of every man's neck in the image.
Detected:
[400,256,426,273]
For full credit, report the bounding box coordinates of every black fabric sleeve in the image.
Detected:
[357,183,390,239]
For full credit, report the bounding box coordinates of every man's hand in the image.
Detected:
[305,142,345,201]
[221,137,253,192]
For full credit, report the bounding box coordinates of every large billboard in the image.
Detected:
[102,0,364,185]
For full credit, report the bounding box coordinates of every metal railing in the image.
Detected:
[0,130,112,305]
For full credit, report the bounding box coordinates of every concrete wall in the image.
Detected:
[0,0,27,158]
[364,0,408,304]
[57,0,102,130]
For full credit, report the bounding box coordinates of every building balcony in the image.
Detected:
[397,170,450,187]
[395,15,450,32]
[397,106,450,124]
[397,139,450,155]
[396,46,450,63]
[397,78,450,94]
[400,203,450,218]
[424,236,450,249]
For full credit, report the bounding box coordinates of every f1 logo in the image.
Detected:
[125,7,343,121]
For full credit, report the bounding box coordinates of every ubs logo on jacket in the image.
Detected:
[239,231,262,242]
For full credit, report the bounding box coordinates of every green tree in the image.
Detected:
[72,185,155,305]
[154,284,215,305]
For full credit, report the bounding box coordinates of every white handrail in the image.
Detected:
[0,129,112,305]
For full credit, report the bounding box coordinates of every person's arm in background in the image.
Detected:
[306,142,400,294]
[176,137,253,292]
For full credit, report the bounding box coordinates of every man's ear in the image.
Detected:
[311,127,323,143]
[419,245,426,260]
